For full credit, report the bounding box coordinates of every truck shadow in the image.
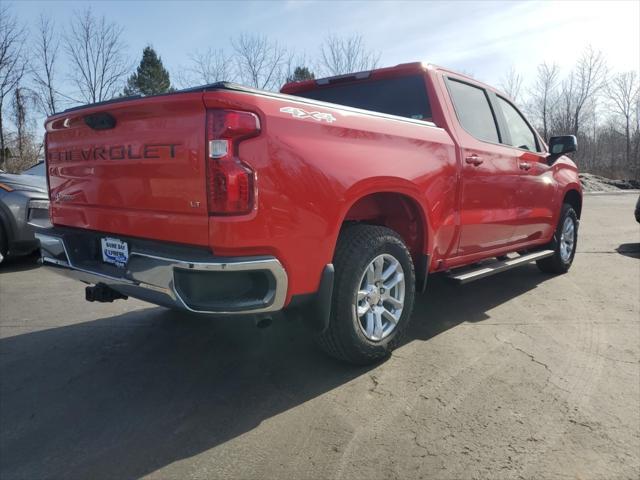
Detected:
[0,265,547,479]
[0,253,41,273]
[408,264,548,342]
[616,242,640,259]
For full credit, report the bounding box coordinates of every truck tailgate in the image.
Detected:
[45,93,210,246]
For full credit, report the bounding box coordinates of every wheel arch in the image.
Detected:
[563,188,582,219]
[339,190,430,255]
[334,185,432,291]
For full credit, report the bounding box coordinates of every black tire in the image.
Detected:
[316,225,416,365]
[536,203,578,274]
[0,223,7,264]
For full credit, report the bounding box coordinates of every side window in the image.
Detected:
[497,97,540,152]
[447,79,499,143]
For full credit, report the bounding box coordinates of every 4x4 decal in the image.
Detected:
[280,106,336,123]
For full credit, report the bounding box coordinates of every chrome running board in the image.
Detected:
[448,250,555,284]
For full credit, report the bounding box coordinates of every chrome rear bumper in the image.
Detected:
[35,230,288,315]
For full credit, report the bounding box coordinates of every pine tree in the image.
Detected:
[287,66,315,83]
[124,46,172,96]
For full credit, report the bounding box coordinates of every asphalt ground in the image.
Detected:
[1,192,639,480]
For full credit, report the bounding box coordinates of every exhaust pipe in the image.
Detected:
[86,283,128,303]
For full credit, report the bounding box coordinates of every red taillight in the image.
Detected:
[206,109,260,215]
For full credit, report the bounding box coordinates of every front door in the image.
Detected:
[444,77,521,256]
[493,95,556,243]
[458,143,523,255]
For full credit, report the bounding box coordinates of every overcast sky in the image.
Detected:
[8,0,640,92]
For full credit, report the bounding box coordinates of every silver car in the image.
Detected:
[0,166,51,263]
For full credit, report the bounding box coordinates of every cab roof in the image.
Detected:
[280,62,428,95]
[280,61,504,100]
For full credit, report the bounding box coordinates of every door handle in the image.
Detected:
[519,162,532,171]
[465,154,483,166]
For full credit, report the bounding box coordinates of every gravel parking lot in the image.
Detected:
[1,193,639,480]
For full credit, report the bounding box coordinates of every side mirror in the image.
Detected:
[548,135,577,158]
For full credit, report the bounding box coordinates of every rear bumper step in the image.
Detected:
[35,229,288,315]
[448,250,554,284]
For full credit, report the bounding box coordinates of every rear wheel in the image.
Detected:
[316,225,416,365]
[537,203,578,274]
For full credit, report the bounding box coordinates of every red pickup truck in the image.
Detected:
[37,62,582,364]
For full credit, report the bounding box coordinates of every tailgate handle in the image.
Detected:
[84,113,116,130]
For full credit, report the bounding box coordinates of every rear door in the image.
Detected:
[445,78,521,256]
[46,93,210,246]
[492,95,556,243]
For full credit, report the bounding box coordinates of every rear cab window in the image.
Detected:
[446,78,500,143]
[292,75,432,121]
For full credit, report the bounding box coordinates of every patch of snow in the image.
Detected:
[579,173,640,193]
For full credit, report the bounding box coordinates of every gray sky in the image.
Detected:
[8,0,640,94]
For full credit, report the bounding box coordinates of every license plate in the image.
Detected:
[101,237,129,267]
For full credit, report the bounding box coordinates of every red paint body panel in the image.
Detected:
[202,88,457,297]
[44,63,581,306]
[46,93,210,246]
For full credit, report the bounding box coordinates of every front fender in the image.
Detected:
[550,157,582,226]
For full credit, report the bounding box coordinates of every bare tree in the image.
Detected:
[65,8,129,104]
[529,62,560,140]
[499,66,523,103]
[560,46,607,136]
[319,33,380,76]
[32,15,61,116]
[607,71,639,168]
[12,85,26,161]
[0,5,25,169]
[10,85,37,169]
[633,94,640,178]
[2,83,41,173]
[177,48,235,88]
[231,34,290,91]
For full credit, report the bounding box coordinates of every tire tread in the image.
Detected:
[536,203,578,274]
[316,224,416,364]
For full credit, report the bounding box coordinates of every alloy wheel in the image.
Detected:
[354,253,405,341]
[559,216,576,262]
